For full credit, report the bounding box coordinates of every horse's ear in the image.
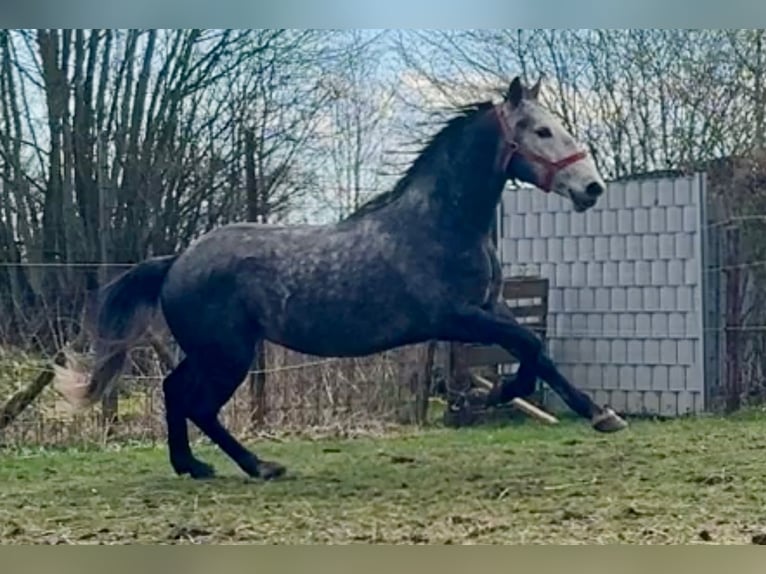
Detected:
[506,76,524,108]
[528,76,543,100]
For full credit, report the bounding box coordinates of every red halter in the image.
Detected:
[494,105,589,193]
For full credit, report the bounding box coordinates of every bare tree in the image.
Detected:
[313,30,397,220]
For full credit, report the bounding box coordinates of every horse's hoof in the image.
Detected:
[258,460,287,480]
[174,458,217,480]
[592,408,628,433]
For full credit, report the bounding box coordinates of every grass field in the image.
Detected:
[3,413,766,544]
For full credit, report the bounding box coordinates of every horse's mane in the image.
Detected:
[342,100,495,222]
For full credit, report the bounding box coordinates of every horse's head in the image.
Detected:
[496,76,605,212]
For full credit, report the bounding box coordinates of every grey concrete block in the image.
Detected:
[659,233,675,259]
[669,312,685,337]
[619,261,635,286]
[636,261,651,284]
[580,339,595,362]
[588,313,603,335]
[618,208,633,234]
[644,391,660,414]
[602,209,617,234]
[517,238,531,262]
[666,206,683,232]
[652,313,669,336]
[675,232,693,259]
[595,287,611,311]
[578,237,594,261]
[625,181,641,207]
[668,260,684,285]
[540,212,555,237]
[532,190,548,212]
[571,262,587,287]
[525,213,540,237]
[643,287,660,310]
[660,391,677,416]
[555,263,571,287]
[643,234,659,260]
[586,209,602,235]
[650,206,666,233]
[674,178,692,205]
[619,366,636,390]
[508,213,525,238]
[651,260,668,286]
[610,235,626,260]
[677,339,694,365]
[644,340,660,364]
[579,287,595,311]
[548,288,563,312]
[641,181,658,207]
[685,259,698,285]
[587,262,603,286]
[564,287,578,310]
[611,287,627,311]
[596,339,611,363]
[602,364,620,389]
[603,261,618,286]
[660,286,677,310]
[636,313,651,337]
[548,237,563,262]
[652,366,669,391]
[604,313,619,337]
[657,179,675,206]
[661,340,677,364]
[669,366,686,391]
[571,213,586,235]
[634,208,650,234]
[676,286,694,311]
[619,312,635,336]
[683,206,697,232]
[627,234,642,260]
[516,190,531,212]
[594,236,609,261]
[587,364,603,388]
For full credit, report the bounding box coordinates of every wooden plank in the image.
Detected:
[504,304,547,319]
[502,278,549,300]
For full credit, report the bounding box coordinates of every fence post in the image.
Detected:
[249,340,267,427]
[724,225,743,412]
[413,341,436,425]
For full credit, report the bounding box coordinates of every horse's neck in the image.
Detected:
[404,146,505,236]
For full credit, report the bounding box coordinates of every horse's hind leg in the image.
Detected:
[184,344,285,480]
[163,359,215,479]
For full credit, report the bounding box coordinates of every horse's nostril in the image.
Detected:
[585,182,604,197]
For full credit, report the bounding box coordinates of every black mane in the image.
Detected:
[343,100,495,222]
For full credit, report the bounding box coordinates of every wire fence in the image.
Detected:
[0,262,441,447]
[6,163,766,445]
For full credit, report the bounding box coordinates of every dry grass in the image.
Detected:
[0,341,435,446]
[4,413,766,544]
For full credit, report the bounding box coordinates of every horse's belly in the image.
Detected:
[262,295,429,358]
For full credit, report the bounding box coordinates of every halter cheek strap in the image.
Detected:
[494,104,589,193]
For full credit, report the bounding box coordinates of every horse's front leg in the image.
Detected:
[447,302,627,433]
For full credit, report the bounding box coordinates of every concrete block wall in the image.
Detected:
[498,175,706,416]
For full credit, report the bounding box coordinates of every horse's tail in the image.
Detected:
[54,254,179,409]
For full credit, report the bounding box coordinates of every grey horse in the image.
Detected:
[55,76,627,480]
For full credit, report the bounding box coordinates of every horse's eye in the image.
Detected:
[535,127,553,138]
